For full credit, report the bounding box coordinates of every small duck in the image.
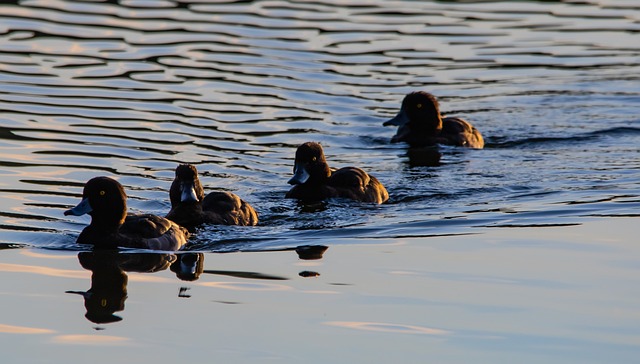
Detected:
[286,142,389,204]
[165,164,258,231]
[383,91,484,149]
[64,177,189,250]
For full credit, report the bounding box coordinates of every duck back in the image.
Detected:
[202,191,259,226]
[441,117,484,148]
[329,167,389,204]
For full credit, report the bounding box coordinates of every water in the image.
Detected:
[0,0,639,362]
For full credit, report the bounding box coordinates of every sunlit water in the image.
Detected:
[0,0,639,363]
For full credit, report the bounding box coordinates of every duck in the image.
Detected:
[286,142,389,204]
[165,164,258,231]
[64,176,189,250]
[383,91,484,149]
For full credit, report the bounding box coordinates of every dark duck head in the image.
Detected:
[170,164,205,207]
[288,142,332,186]
[383,91,443,144]
[64,176,127,234]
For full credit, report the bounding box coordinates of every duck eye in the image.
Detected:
[416,103,423,109]
[311,157,317,162]
[99,190,106,196]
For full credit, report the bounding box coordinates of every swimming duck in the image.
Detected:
[165,164,258,231]
[383,91,484,149]
[64,176,189,250]
[286,142,389,204]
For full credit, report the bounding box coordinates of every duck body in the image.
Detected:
[384,91,484,149]
[165,164,258,231]
[65,177,189,250]
[286,142,388,204]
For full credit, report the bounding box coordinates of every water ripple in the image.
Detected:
[0,0,638,249]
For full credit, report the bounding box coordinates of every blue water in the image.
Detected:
[0,0,639,363]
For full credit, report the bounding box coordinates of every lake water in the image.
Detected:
[1,0,639,363]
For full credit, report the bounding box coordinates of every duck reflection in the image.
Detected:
[295,245,327,278]
[170,253,204,281]
[295,245,328,260]
[66,251,177,324]
[66,245,328,324]
[406,147,442,167]
[292,200,329,213]
[200,245,329,280]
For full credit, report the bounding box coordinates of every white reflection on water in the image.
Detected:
[199,281,292,292]
[0,263,87,279]
[51,334,131,345]
[325,321,451,336]
[0,324,54,335]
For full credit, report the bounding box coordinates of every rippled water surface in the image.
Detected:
[1,0,639,363]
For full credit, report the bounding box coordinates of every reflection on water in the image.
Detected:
[170,252,204,281]
[65,245,326,325]
[66,252,176,324]
[0,323,55,335]
[325,321,451,336]
[405,147,443,167]
[294,244,328,260]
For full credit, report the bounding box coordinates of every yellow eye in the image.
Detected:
[311,157,317,162]
[416,103,423,109]
[99,190,106,196]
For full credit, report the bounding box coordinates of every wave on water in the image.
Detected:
[486,126,640,148]
[0,0,639,251]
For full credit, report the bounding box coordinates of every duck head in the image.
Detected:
[288,142,331,185]
[170,164,205,206]
[383,91,443,142]
[64,176,127,230]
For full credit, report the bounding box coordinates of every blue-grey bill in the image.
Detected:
[288,163,310,185]
[383,109,408,127]
[181,183,199,203]
[64,197,92,216]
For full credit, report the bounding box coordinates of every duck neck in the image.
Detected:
[413,114,442,136]
[308,163,331,185]
[89,202,126,234]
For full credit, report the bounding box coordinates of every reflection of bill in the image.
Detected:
[66,252,176,325]
[170,253,204,282]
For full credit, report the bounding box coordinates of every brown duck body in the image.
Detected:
[165,164,258,231]
[384,91,484,149]
[286,142,389,204]
[65,177,189,250]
